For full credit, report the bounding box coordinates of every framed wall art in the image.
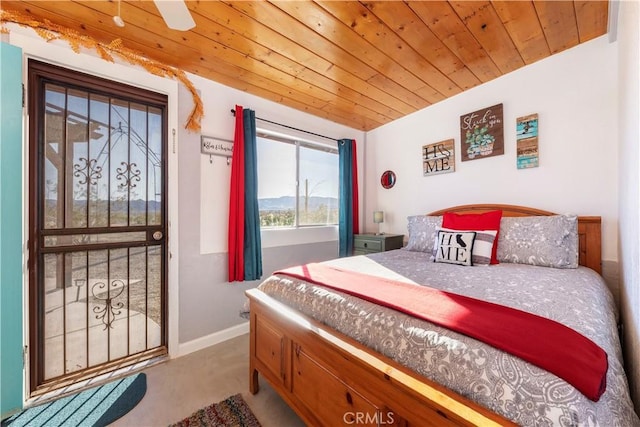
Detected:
[516,113,539,169]
[460,103,504,161]
[423,139,454,176]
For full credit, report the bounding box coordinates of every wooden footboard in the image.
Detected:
[247,288,516,427]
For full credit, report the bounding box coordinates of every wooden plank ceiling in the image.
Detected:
[2,1,608,131]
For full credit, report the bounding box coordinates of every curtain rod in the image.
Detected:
[230,109,338,142]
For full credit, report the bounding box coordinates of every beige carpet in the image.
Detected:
[109,334,303,427]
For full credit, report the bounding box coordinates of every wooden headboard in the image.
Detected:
[428,204,602,274]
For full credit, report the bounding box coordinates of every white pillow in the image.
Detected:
[434,230,476,266]
[434,227,497,266]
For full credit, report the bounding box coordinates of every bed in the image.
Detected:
[245,204,640,426]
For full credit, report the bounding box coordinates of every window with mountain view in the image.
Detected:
[257,134,338,228]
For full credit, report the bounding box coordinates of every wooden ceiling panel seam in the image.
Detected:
[183,2,404,121]
[224,1,381,81]
[406,1,503,85]
[5,1,377,129]
[573,1,608,43]
[490,0,551,65]
[117,3,339,106]
[363,1,482,91]
[182,2,401,119]
[295,68,404,121]
[198,61,386,127]
[449,1,526,74]
[1,0,609,133]
[221,0,419,117]
[315,0,463,99]
[196,64,380,130]
[270,1,438,100]
[3,1,202,65]
[65,1,389,125]
[365,73,431,111]
[204,61,386,129]
[533,1,581,54]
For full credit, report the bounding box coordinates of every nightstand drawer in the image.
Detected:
[354,238,382,252]
[353,234,404,255]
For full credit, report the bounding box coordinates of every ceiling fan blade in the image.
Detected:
[153,0,195,31]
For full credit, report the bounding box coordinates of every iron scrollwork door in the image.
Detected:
[28,60,168,394]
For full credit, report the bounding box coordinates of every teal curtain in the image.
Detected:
[243,109,262,280]
[338,139,359,257]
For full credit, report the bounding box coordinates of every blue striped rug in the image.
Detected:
[1,373,146,427]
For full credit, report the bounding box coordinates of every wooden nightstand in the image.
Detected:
[353,233,404,255]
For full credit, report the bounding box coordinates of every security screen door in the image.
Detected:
[28,60,168,394]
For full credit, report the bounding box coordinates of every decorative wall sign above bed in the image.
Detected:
[460,103,504,161]
[516,113,539,169]
[423,139,454,176]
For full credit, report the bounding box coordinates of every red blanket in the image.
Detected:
[275,263,608,401]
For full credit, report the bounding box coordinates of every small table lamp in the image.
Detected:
[373,211,384,235]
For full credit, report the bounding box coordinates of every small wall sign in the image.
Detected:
[423,139,455,176]
[516,113,539,169]
[460,103,504,161]
[201,135,233,158]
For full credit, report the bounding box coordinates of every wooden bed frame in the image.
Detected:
[246,204,602,426]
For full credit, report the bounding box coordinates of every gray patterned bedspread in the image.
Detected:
[257,249,640,426]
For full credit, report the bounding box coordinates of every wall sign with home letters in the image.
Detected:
[423,139,455,177]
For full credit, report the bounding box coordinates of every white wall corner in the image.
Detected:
[176,322,249,357]
[608,0,620,43]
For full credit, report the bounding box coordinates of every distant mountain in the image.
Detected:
[259,196,338,211]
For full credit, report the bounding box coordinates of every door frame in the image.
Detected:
[12,31,180,401]
[27,59,169,393]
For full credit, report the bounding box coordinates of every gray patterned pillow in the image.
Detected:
[497,215,579,268]
[404,215,442,254]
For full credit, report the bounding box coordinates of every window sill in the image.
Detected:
[261,226,338,248]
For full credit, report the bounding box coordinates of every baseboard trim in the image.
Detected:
[177,322,249,357]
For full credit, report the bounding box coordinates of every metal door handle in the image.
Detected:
[152,231,163,241]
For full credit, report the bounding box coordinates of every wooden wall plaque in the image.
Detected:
[423,139,455,176]
[460,103,504,161]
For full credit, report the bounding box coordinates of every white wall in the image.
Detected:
[617,0,640,412]
[365,35,619,262]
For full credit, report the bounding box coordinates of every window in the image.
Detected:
[257,132,338,228]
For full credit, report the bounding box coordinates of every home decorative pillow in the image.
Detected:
[436,227,497,265]
[405,215,442,254]
[442,210,503,264]
[497,215,579,268]
[434,230,476,266]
